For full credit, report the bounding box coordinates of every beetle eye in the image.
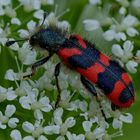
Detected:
[30,35,38,45]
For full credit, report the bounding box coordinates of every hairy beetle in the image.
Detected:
[6,12,135,108]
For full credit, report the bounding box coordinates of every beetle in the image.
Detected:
[6,12,135,109]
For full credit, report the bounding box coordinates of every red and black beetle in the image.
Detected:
[6,13,135,108]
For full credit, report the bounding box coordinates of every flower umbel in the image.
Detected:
[1,0,140,140]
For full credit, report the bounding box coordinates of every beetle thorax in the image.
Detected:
[29,28,66,52]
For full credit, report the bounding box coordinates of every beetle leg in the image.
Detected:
[80,75,107,120]
[54,62,61,108]
[80,75,97,96]
[111,103,120,111]
[24,54,53,78]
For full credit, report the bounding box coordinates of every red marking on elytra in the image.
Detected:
[107,81,125,105]
[121,73,132,85]
[78,62,105,83]
[107,81,133,107]
[72,34,87,48]
[99,53,110,66]
[58,48,81,63]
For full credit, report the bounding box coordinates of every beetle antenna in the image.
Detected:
[6,39,28,47]
[40,11,49,26]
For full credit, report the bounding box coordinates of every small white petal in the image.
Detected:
[38,135,48,140]
[33,0,41,10]
[54,108,63,125]
[8,118,19,128]
[5,69,18,81]
[103,30,116,41]
[56,136,65,140]
[136,50,140,57]
[11,18,21,25]
[22,121,34,133]
[132,0,140,8]
[94,127,105,138]
[44,125,60,134]
[112,44,124,57]
[66,132,85,140]
[120,113,133,123]
[0,122,7,129]
[23,136,34,140]
[89,0,101,5]
[115,32,126,41]
[123,40,134,52]
[18,29,29,38]
[122,15,139,27]
[57,21,70,32]
[5,105,16,117]
[112,118,123,129]
[79,101,88,112]
[119,7,126,15]
[18,42,37,65]
[10,129,22,140]
[46,0,54,5]
[7,89,17,101]
[41,104,52,112]
[82,121,92,132]
[19,96,31,110]
[83,19,100,31]
[64,117,76,128]
[126,27,139,37]
[34,109,43,121]
[33,10,44,19]
[126,61,138,73]
[27,20,36,33]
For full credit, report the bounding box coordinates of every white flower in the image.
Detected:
[57,20,70,33]
[119,7,126,15]
[18,20,36,39]
[0,86,17,102]
[0,26,11,45]
[122,15,139,27]
[126,27,139,37]
[59,90,75,109]
[19,89,52,120]
[83,19,100,31]
[112,118,123,129]
[126,60,138,73]
[11,18,21,25]
[132,0,140,8]
[0,1,16,17]
[18,42,37,65]
[19,0,41,12]
[82,120,107,140]
[18,29,30,38]
[103,30,116,41]
[27,20,37,33]
[103,30,126,41]
[5,69,20,81]
[66,131,85,140]
[44,108,76,139]
[10,129,22,140]
[45,0,54,5]
[112,40,135,69]
[34,10,44,19]
[89,0,101,5]
[0,105,19,129]
[112,111,133,129]
[22,120,46,138]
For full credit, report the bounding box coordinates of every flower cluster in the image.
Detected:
[0,0,139,140]
[83,0,140,73]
